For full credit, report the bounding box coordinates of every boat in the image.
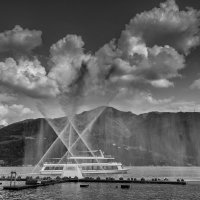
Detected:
[40,150,128,178]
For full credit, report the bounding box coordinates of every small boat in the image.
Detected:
[80,184,89,187]
[121,184,130,189]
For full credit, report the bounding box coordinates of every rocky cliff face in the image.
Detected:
[1,107,200,166]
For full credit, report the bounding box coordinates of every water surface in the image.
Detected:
[1,166,200,200]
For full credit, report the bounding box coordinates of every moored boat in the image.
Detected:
[40,150,128,178]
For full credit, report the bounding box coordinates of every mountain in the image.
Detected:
[0,125,5,129]
[1,107,200,166]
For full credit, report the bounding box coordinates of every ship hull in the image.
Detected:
[40,169,128,176]
[82,169,128,175]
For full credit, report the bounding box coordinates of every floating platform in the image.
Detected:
[3,183,57,190]
[3,180,59,190]
[3,185,38,190]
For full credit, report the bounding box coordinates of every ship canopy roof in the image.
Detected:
[68,156,114,159]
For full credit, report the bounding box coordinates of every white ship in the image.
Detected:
[40,150,128,178]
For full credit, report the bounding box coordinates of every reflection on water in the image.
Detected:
[1,166,200,181]
[1,181,200,200]
[1,166,200,199]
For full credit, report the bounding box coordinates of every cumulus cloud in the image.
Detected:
[0,0,199,116]
[142,92,172,105]
[150,79,174,88]
[164,101,200,112]
[50,34,84,58]
[111,89,173,113]
[49,34,90,93]
[112,89,200,114]
[0,57,60,98]
[0,103,34,125]
[0,92,16,102]
[0,25,42,53]
[108,45,185,87]
[122,0,200,55]
[190,79,200,90]
[38,1,190,105]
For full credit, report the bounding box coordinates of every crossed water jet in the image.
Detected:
[38,114,77,156]
[33,104,80,167]
[35,103,106,168]
[34,107,106,172]
[58,111,106,167]
[31,123,70,173]
[57,109,108,172]
[58,91,119,163]
[58,107,107,163]
[34,92,118,172]
[69,118,99,156]
[68,124,72,147]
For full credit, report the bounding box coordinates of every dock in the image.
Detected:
[3,179,60,190]
[2,176,186,190]
[3,185,38,190]
[78,177,186,185]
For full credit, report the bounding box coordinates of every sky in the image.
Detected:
[1,0,200,125]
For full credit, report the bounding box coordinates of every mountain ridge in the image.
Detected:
[1,107,200,166]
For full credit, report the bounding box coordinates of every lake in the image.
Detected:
[1,166,200,199]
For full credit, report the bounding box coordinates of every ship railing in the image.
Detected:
[104,155,113,158]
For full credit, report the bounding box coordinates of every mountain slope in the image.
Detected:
[0,107,200,166]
